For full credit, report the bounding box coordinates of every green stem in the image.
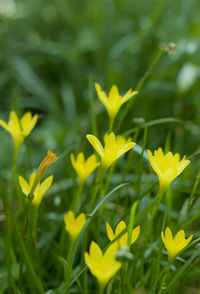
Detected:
[89,167,105,212]
[73,182,84,213]
[137,128,147,198]
[158,262,171,294]
[2,184,44,293]
[10,148,18,198]
[65,239,74,294]
[103,162,116,196]
[109,117,114,133]
[184,169,200,222]
[139,189,165,248]
[31,205,39,249]
[99,284,104,294]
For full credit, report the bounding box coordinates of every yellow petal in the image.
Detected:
[122,89,138,104]
[89,241,103,263]
[147,150,162,177]
[176,160,190,176]
[21,113,38,136]
[161,231,165,244]
[77,152,85,163]
[131,226,140,244]
[76,213,86,228]
[29,172,36,189]
[0,120,10,132]
[106,222,115,241]
[86,134,104,158]
[18,176,31,196]
[104,132,116,150]
[84,252,92,268]
[115,221,126,236]
[64,211,75,227]
[154,148,164,159]
[109,85,119,97]
[174,230,185,244]
[95,83,109,109]
[85,154,99,171]
[185,235,193,246]
[117,142,135,157]
[9,111,21,133]
[21,112,32,131]
[165,227,173,240]
[103,243,118,263]
[40,175,53,193]
[70,153,76,169]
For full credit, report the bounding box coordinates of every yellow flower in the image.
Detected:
[0,110,38,152]
[18,173,53,206]
[70,153,100,184]
[147,148,190,192]
[106,221,140,248]
[33,149,58,190]
[95,83,138,123]
[85,241,121,291]
[86,132,135,169]
[64,211,86,242]
[161,227,193,260]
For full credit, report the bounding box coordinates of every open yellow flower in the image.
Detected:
[70,153,100,184]
[106,221,140,248]
[64,211,86,242]
[18,173,53,206]
[0,111,38,153]
[161,227,193,260]
[147,148,190,192]
[95,83,138,124]
[86,132,135,169]
[85,241,121,292]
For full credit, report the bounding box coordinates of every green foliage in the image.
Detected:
[0,0,200,293]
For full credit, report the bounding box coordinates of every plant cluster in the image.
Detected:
[0,83,199,294]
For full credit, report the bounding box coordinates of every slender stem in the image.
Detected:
[65,239,74,294]
[89,167,105,212]
[103,162,116,196]
[73,182,84,213]
[109,117,114,133]
[10,148,18,198]
[99,284,104,294]
[158,262,171,294]
[31,205,39,249]
[139,189,165,248]
[2,183,44,293]
[137,128,147,198]
[184,169,200,222]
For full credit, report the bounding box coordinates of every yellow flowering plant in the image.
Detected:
[106,221,140,248]
[85,241,121,293]
[86,132,135,170]
[147,148,190,192]
[18,173,53,206]
[70,152,100,184]
[161,227,193,260]
[95,83,138,130]
[0,110,38,154]
[64,210,86,242]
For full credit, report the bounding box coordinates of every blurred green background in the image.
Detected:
[0,0,200,292]
[1,0,200,161]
